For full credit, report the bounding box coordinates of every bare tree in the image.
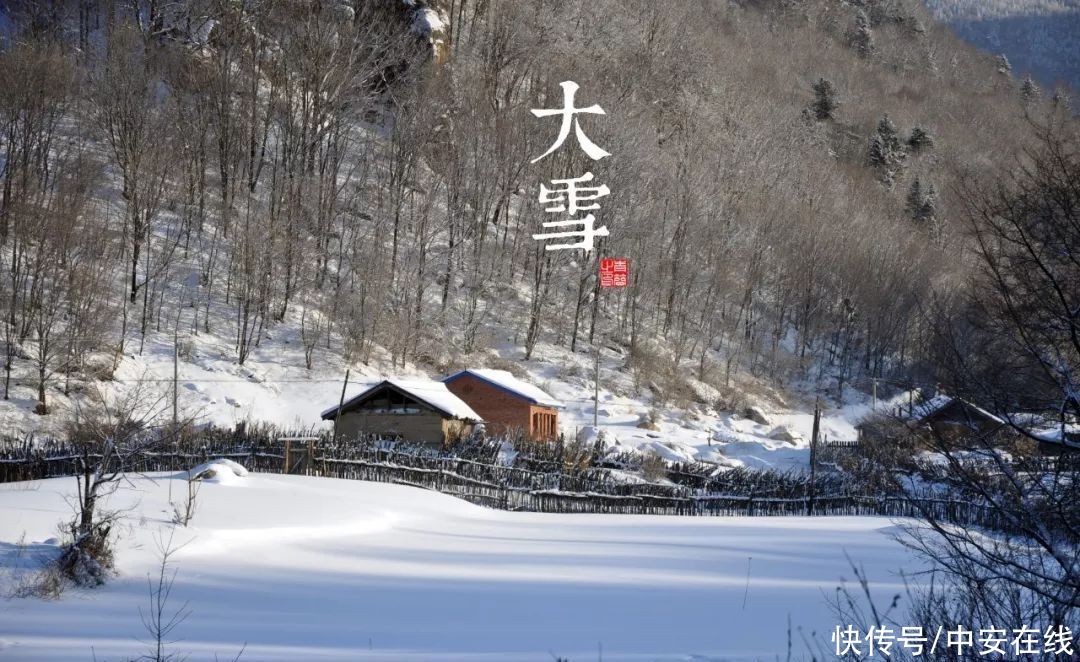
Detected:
[92,25,172,305]
[947,120,1080,437]
[63,376,182,585]
[139,530,192,662]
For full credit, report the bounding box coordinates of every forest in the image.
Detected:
[0,0,1075,421]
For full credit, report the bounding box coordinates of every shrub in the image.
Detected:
[58,521,115,588]
[640,451,669,482]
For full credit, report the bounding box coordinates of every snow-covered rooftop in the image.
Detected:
[445,369,563,408]
[1032,423,1080,448]
[322,378,482,421]
[910,395,1004,426]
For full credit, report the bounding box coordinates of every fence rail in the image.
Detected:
[0,436,1025,533]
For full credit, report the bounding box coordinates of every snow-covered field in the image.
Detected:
[0,472,922,661]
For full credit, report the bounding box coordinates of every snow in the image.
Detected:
[444,369,563,408]
[187,458,250,484]
[410,8,445,37]
[0,307,881,473]
[1031,423,1080,448]
[0,474,924,661]
[321,378,482,422]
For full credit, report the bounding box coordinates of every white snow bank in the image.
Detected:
[188,458,249,484]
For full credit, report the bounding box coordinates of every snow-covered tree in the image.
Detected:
[1051,88,1072,111]
[906,177,939,231]
[996,53,1011,74]
[850,10,875,58]
[1020,75,1041,103]
[868,114,905,185]
[919,183,938,229]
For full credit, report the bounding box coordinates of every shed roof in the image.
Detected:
[857,393,1005,431]
[911,395,1004,427]
[1032,423,1080,449]
[444,369,563,408]
[321,378,482,421]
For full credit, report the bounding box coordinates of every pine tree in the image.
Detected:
[1052,88,1072,111]
[906,178,924,219]
[868,114,905,185]
[811,78,838,121]
[919,184,938,225]
[1021,76,1041,103]
[921,183,941,239]
[906,177,940,231]
[851,10,874,58]
[908,126,934,153]
[996,54,1011,75]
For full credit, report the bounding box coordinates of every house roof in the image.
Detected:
[857,393,1005,431]
[1032,423,1080,449]
[443,369,563,408]
[910,395,1004,427]
[321,378,482,421]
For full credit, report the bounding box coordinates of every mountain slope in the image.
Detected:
[926,0,1080,93]
[0,0,1068,461]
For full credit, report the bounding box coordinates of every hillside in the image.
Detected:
[926,0,1080,94]
[0,0,1072,462]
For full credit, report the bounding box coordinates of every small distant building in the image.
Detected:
[443,369,563,440]
[321,379,481,446]
[907,395,1005,438]
[858,394,1005,447]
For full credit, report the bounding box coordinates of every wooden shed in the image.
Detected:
[443,369,563,440]
[908,395,1005,439]
[858,394,1006,449]
[321,379,481,446]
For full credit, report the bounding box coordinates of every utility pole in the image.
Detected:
[172,317,179,431]
[332,369,350,444]
[808,397,821,516]
[593,343,600,429]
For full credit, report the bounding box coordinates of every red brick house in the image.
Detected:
[442,369,563,440]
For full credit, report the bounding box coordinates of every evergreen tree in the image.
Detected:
[1052,88,1072,111]
[868,114,905,185]
[921,183,941,239]
[919,183,938,225]
[906,177,940,232]
[810,78,838,121]
[851,10,874,58]
[906,177,924,219]
[996,54,1011,75]
[907,126,934,153]
[1021,76,1041,103]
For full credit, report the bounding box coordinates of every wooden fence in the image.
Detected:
[0,435,1026,533]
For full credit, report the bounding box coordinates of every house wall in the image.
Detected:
[528,404,559,440]
[335,410,448,445]
[445,374,558,440]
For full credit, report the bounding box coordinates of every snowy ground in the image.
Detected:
[1,321,874,473]
[0,472,922,661]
